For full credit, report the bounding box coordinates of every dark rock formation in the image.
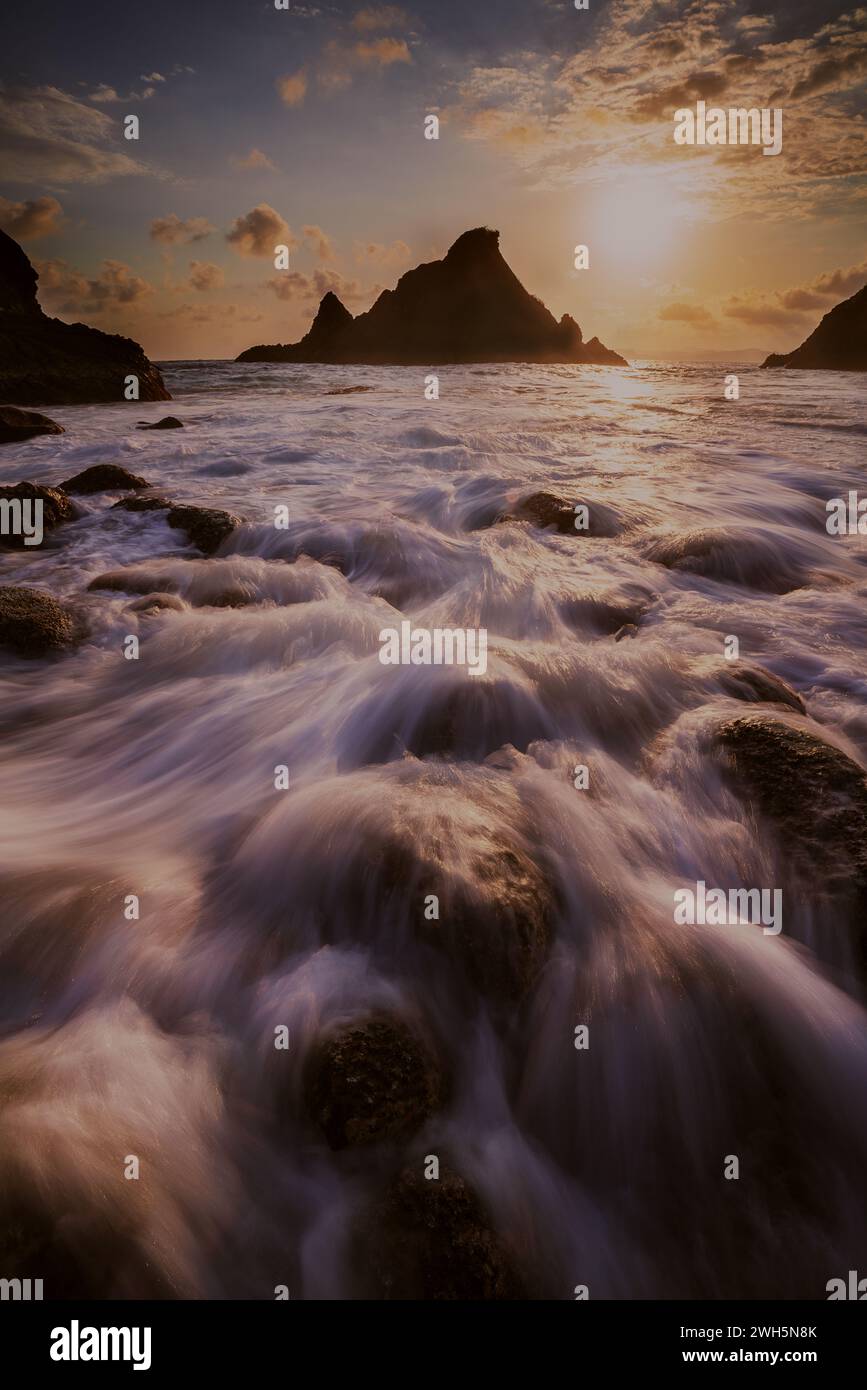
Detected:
[715,716,867,970]
[0,586,81,656]
[137,416,184,430]
[61,464,150,495]
[167,505,240,555]
[304,1016,443,1150]
[0,230,170,405]
[356,1165,524,1300]
[0,406,64,444]
[644,527,807,593]
[0,482,77,548]
[763,283,867,371]
[237,228,626,366]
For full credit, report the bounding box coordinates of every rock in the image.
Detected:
[399,840,555,1004]
[111,495,172,513]
[763,283,867,371]
[719,664,805,715]
[136,416,184,430]
[0,229,170,405]
[126,593,185,614]
[0,481,77,548]
[166,504,240,555]
[644,528,806,593]
[0,586,80,656]
[89,567,178,594]
[357,1166,523,1300]
[304,1016,443,1150]
[714,716,867,905]
[510,491,621,537]
[60,463,150,494]
[0,406,65,444]
[237,227,626,366]
[614,623,639,641]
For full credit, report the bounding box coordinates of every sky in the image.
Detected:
[1,0,865,360]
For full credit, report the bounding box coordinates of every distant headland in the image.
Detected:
[237,227,627,367]
[763,282,867,371]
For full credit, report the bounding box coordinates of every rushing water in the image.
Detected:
[1,360,866,1300]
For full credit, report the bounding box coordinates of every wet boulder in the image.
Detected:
[511,491,621,537]
[61,464,150,494]
[111,494,173,514]
[0,586,81,656]
[304,1015,443,1150]
[644,528,807,593]
[0,406,64,444]
[715,715,867,905]
[0,481,76,547]
[167,504,240,555]
[719,664,805,715]
[136,416,184,430]
[356,1165,524,1300]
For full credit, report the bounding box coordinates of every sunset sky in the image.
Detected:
[1,0,865,360]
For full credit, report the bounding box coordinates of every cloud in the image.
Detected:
[264,266,367,304]
[88,85,122,103]
[226,203,292,257]
[0,195,64,240]
[352,6,408,31]
[658,301,715,326]
[353,238,411,268]
[725,260,867,326]
[0,85,149,185]
[232,148,277,170]
[150,214,215,245]
[302,224,336,261]
[141,72,166,83]
[789,46,867,100]
[355,37,411,67]
[188,260,225,292]
[319,33,412,90]
[277,70,308,107]
[36,257,154,314]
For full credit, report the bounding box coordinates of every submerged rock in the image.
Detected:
[0,229,170,405]
[136,416,184,430]
[0,586,81,656]
[111,494,173,513]
[509,491,621,537]
[0,481,76,547]
[644,527,807,593]
[357,1165,523,1300]
[167,504,240,555]
[719,664,805,715]
[304,1015,443,1150]
[0,406,65,444]
[60,463,150,494]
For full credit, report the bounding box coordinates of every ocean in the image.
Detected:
[1,359,866,1298]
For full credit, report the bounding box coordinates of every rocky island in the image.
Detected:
[763,282,866,371]
[237,227,626,366]
[0,230,170,406]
